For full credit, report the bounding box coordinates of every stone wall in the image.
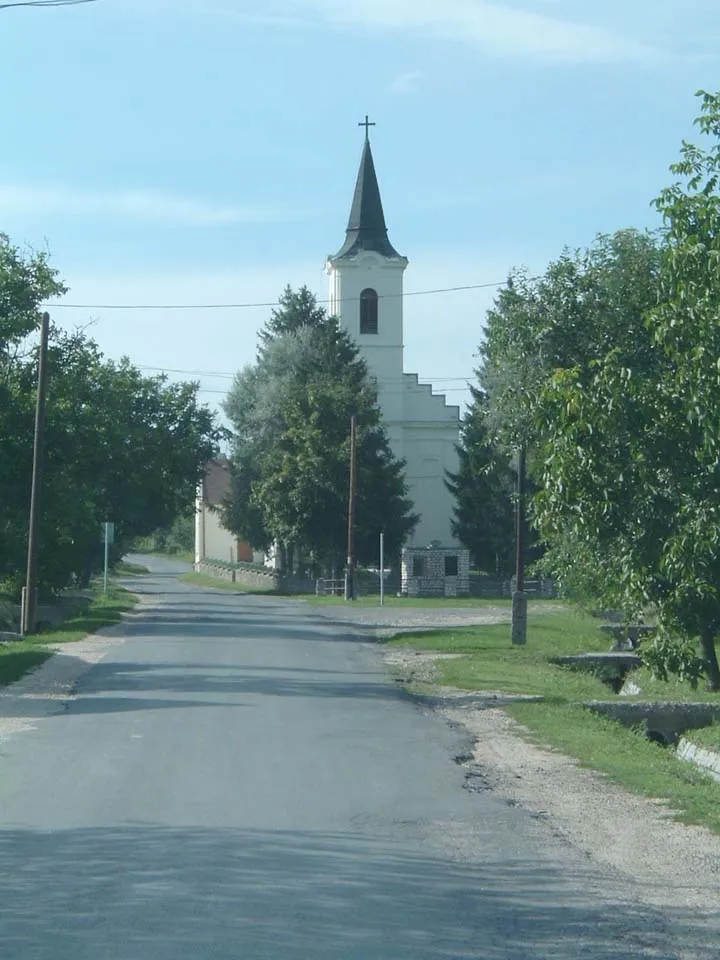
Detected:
[195,560,280,591]
[401,547,470,597]
[195,560,315,594]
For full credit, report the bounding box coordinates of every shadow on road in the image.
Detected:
[72,659,405,704]
[0,825,690,959]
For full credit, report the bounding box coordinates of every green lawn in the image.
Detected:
[624,667,720,703]
[305,594,517,608]
[391,607,611,701]
[0,584,137,688]
[684,721,720,752]
[388,605,720,833]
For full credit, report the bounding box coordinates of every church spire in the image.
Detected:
[331,117,403,261]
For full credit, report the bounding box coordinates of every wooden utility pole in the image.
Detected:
[511,443,527,646]
[345,415,357,601]
[22,312,50,636]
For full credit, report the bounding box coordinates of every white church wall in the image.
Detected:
[328,252,407,424]
[403,424,459,546]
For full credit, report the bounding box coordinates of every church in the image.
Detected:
[326,121,460,548]
[196,122,461,571]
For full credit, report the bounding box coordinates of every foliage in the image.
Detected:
[135,513,195,556]
[478,229,663,449]
[641,631,705,689]
[223,286,417,570]
[445,386,515,574]
[0,235,223,596]
[533,93,720,689]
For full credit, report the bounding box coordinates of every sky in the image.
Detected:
[1,0,719,417]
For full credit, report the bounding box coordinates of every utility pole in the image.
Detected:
[22,312,50,636]
[344,415,357,601]
[511,443,527,646]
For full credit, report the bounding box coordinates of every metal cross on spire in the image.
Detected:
[358,115,376,140]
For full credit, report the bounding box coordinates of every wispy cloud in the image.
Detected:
[192,0,659,64]
[390,70,422,94]
[0,184,280,226]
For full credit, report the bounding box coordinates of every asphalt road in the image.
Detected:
[0,557,710,958]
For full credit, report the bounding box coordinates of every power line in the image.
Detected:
[46,277,528,311]
[0,1,97,7]
[196,386,471,396]
[136,363,473,382]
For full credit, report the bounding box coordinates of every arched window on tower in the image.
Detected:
[359,288,379,335]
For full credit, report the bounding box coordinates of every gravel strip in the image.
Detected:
[313,602,562,639]
[441,704,720,919]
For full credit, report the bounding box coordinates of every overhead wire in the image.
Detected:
[0,0,97,7]
[46,276,536,311]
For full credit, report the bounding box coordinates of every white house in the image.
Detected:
[326,127,460,547]
[194,459,263,567]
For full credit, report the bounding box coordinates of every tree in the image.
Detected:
[534,92,720,689]
[0,235,224,594]
[223,288,417,571]
[446,386,515,575]
[474,230,662,597]
[478,230,663,448]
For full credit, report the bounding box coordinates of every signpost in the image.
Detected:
[102,522,115,595]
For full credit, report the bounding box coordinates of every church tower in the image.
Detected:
[326,119,408,446]
[327,120,460,548]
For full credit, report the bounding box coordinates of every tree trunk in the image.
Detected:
[700,628,720,692]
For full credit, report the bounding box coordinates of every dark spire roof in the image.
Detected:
[332,135,404,261]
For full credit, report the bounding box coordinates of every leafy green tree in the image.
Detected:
[535,93,720,689]
[479,230,662,448]
[0,235,224,594]
[223,288,417,570]
[446,387,515,574]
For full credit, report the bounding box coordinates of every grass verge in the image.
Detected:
[305,594,517,608]
[684,722,720,752]
[508,701,720,833]
[389,605,720,833]
[0,584,137,689]
[114,561,150,576]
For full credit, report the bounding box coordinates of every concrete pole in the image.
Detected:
[22,312,50,636]
[511,443,527,646]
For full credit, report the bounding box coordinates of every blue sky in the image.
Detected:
[1,0,718,415]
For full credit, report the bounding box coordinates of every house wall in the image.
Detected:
[401,547,470,597]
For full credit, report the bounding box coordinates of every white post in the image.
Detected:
[20,587,27,638]
[103,522,110,596]
[379,531,384,607]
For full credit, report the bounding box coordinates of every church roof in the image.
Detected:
[331,135,404,261]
